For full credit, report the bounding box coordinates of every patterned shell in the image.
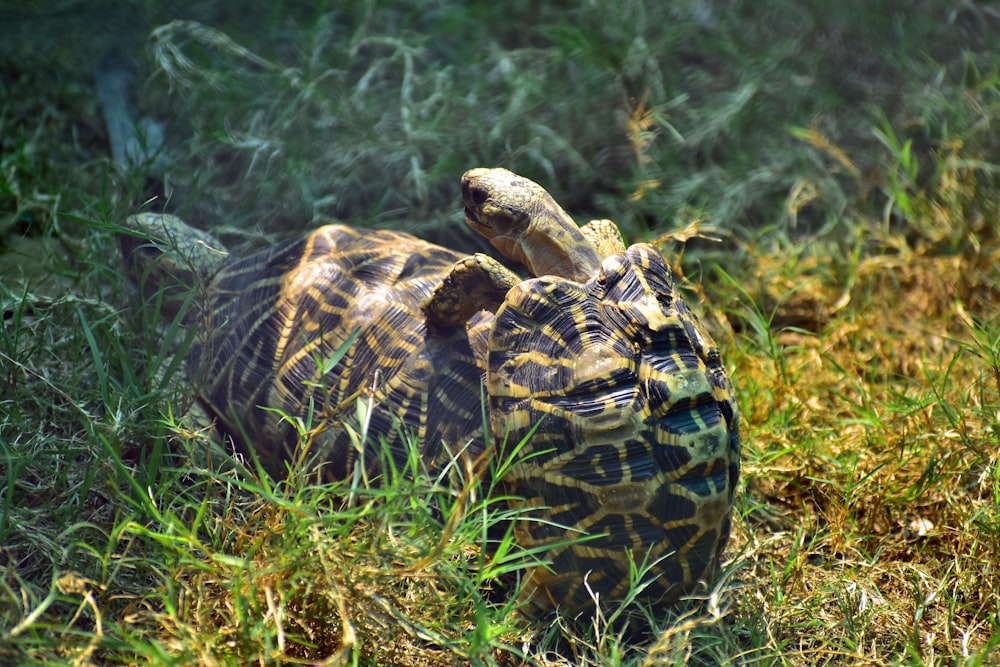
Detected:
[487,243,740,613]
[187,225,491,481]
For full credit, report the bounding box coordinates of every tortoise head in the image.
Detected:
[461,168,602,282]
[485,243,740,615]
[120,213,229,321]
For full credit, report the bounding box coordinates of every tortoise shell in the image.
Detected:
[186,224,491,481]
[487,243,740,613]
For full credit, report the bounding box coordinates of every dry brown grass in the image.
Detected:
[711,237,1000,663]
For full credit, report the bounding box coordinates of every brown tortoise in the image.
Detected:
[121,167,740,617]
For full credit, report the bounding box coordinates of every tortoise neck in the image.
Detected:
[521,198,601,281]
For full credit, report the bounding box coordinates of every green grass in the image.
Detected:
[3,0,1000,664]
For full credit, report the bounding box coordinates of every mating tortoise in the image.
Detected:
[121,168,740,616]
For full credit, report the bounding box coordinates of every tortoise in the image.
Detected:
[120,167,740,617]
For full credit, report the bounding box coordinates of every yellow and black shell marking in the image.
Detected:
[486,243,740,614]
[187,225,491,480]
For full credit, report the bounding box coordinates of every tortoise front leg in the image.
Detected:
[580,219,627,259]
[421,253,521,329]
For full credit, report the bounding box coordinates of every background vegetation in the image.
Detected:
[1,0,999,664]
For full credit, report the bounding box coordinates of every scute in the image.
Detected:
[486,243,740,615]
